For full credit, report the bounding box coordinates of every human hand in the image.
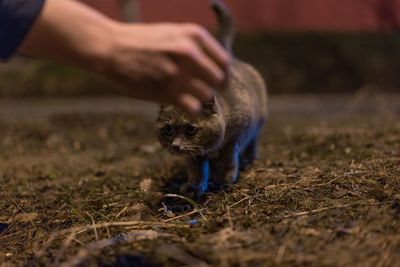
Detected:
[101,23,231,115]
[19,0,230,114]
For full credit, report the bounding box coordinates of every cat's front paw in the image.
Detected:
[214,165,238,186]
[223,167,239,184]
[180,183,206,198]
[210,167,238,190]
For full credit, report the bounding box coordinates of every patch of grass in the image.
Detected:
[40,170,61,181]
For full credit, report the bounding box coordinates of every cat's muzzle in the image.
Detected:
[169,146,203,157]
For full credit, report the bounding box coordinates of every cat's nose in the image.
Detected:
[172,145,181,152]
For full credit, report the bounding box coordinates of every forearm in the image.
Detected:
[19,0,115,73]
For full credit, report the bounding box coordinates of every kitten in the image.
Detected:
[156,0,267,197]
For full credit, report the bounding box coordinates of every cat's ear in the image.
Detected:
[159,104,173,114]
[158,104,170,121]
[203,101,218,115]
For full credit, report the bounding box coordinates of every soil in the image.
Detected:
[0,94,399,267]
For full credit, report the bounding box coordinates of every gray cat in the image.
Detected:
[156,0,267,197]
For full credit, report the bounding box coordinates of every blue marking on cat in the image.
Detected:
[200,160,210,193]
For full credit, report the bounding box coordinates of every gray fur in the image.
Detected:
[156,0,267,197]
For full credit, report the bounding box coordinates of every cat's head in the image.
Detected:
[156,101,225,157]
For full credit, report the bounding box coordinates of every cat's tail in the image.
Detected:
[211,0,235,54]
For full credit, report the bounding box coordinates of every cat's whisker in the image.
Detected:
[183,145,206,155]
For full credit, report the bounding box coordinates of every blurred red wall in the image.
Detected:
[80,0,400,32]
[79,0,122,20]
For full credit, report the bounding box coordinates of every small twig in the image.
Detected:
[275,245,286,264]
[226,185,249,195]
[279,202,380,219]
[163,194,207,221]
[115,206,128,218]
[105,225,111,239]
[85,212,98,241]
[226,206,233,229]
[0,232,17,240]
[265,175,345,191]
[228,196,250,209]
[248,191,261,207]
[72,238,86,247]
[124,222,190,229]
[93,210,110,221]
[163,209,200,222]
[346,171,372,175]
[315,175,344,186]
[282,206,349,219]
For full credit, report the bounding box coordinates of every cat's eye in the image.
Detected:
[163,124,174,136]
[185,125,198,136]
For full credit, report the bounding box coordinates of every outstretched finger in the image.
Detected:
[186,78,214,103]
[180,45,225,89]
[194,27,231,72]
[175,93,202,116]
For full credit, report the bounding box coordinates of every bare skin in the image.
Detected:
[19,0,230,115]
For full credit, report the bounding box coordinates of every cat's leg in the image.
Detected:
[208,157,220,189]
[213,140,240,187]
[180,156,210,197]
[239,137,258,169]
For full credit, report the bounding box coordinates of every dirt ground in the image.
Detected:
[0,94,399,267]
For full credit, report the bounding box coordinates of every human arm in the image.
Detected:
[18,0,230,115]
